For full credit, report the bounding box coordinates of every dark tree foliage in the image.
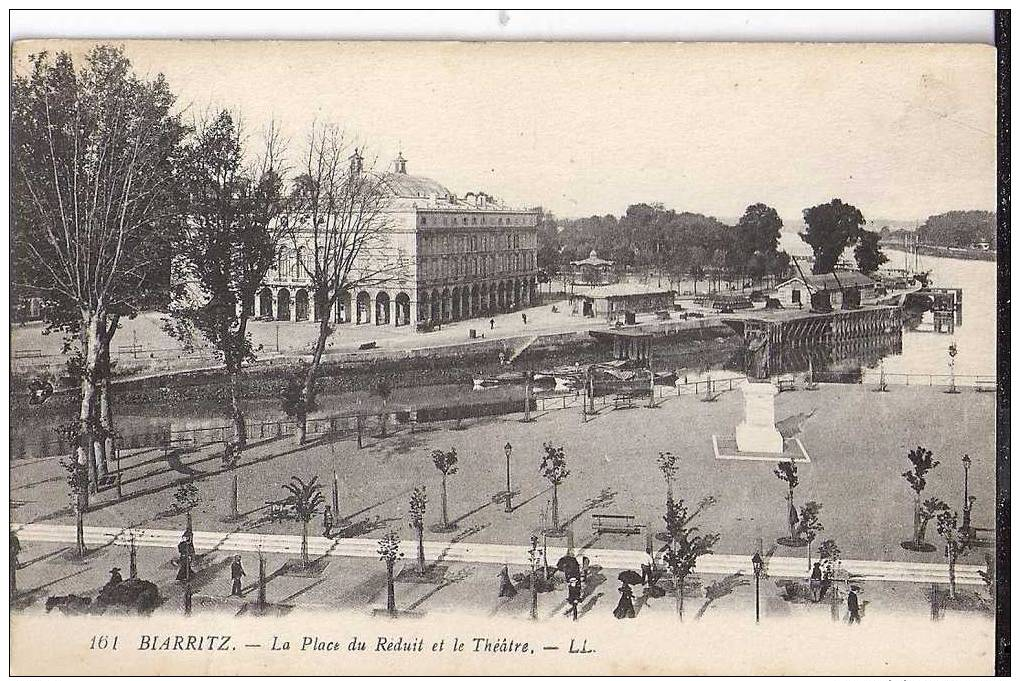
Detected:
[917,210,995,249]
[800,199,866,274]
[854,229,889,273]
[166,110,286,453]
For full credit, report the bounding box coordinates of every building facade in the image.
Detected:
[254,154,540,331]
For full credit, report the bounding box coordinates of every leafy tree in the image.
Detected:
[408,486,427,576]
[774,460,801,542]
[695,573,750,620]
[734,203,785,283]
[796,501,824,568]
[166,110,286,458]
[854,229,889,273]
[817,538,841,573]
[430,448,459,529]
[377,530,403,615]
[917,497,950,549]
[936,508,969,599]
[281,475,324,565]
[657,451,679,504]
[285,129,396,443]
[540,442,571,533]
[661,496,720,620]
[280,376,310,428]
[57,422,90,557]
[800,199,866,274]
[917,210,995,249]
[170,481,200,517]
[903,446,941,548]
[12,46,188,495]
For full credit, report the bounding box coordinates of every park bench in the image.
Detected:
[592,513,644,536]
[358,341,378,351]
[13,348,42,359]
[975,379,996,393]
[776,378,796,392]
[655,310,671,320]
[265,499,289,523]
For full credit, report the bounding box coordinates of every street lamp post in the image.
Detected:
[503,442,513,513]
[962,454,972,537]
[751,551,764,624]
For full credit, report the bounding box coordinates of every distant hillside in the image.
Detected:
[916,210,996,249]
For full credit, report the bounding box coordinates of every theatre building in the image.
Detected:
[254,153,540,331]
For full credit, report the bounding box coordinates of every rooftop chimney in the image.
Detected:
[394,151,407,174]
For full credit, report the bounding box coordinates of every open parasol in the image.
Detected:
[617,570,643,585]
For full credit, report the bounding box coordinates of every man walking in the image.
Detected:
[230,555,245,597]
[847,585,862,624]
[809,561,823,602]
[322,505,335,539]
[489,318,495,330]
[566,576,582,621]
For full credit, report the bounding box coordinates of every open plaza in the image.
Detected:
[11,381,996,622]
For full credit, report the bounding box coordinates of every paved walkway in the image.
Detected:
[13,523,982,585]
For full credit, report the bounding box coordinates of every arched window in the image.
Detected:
[513,234,519,249]
[506,234,511,249]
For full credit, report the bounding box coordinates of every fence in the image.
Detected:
[815,370,996,389]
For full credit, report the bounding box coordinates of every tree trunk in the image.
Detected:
[530,566,539,619]
[913,493,922,545]
[787,489,798,539]
[301,519,309,565]
[386,560,396,614]
[229,368,247,451]
[416,526,425,575]
[551,484,560,531]
[80,311,102,495]
[298,310,332,444]
[441,475,449,528]
[948,557,957,599]
[94,313,119,480]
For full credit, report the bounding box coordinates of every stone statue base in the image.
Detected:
[736,381,784,454]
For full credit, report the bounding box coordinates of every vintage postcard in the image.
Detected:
[9,38,1003,675]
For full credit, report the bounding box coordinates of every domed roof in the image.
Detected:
[374,172,452,199]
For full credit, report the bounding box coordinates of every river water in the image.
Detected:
[10,235,996,458]
[778,231,997,378]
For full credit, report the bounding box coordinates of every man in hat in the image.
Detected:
[566,576,582,621]
[106,567,123,588]
[847,585,862,624]
[322,505,335,539]
[809,561,823,602]
[230,555,245,597]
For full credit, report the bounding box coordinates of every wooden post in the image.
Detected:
[257,552,267,613]
[332,470,340,515]
[129,535,137,579]
[183,553,193,616]
[229,475,239,519]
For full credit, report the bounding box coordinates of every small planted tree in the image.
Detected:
[281,377,311,435]
[527,534,543,620]
[657,451,679,505]
[796,501,824,569]
[936,508,969,600]
[170,481,200,517]
[902,446,941,551]
[408,486,427,576]
[377,530,402,615]
[59,422,90,557]
[540,443,570,536]
[430,448,459,531]
[281,476,324,566]
[660,496,720,620]
[818,539,841,574]
[774,460,804,546]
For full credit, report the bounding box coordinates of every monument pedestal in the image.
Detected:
[735,381,784,454]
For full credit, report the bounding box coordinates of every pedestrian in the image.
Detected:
[106,567,123,587]
[498,564,517,598]
[819,565,833,601]
[176,530,195,582]
[489,318,495,330]
[10,530,20,596]
[522,313,527,325]
[322,505,335,538]
[230,555,245,597]
[613,581,636,619]
[566,576,582,620]
[640,553,654,586]
[810,561,823,602]
[847,585,862,624]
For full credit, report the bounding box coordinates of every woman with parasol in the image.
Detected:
[613,570,641,619]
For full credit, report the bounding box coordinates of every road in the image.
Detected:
[12,522,984,585]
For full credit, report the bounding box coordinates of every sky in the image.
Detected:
[13,40,998,223]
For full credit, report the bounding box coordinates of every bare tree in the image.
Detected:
[12,46,188,554]
[285,126,399,443]
[166,110,287,457]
